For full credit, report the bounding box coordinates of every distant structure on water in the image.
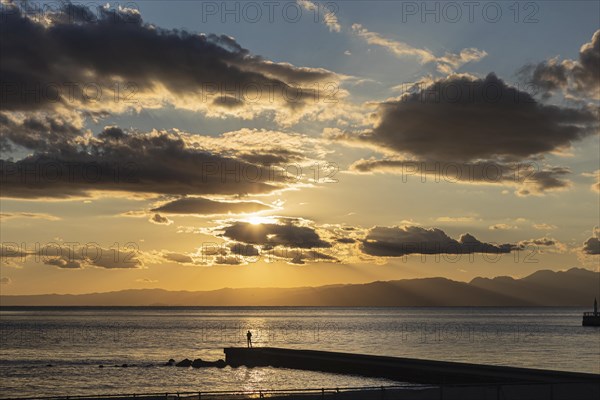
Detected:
[582,298,600,326]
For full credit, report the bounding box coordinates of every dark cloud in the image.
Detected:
[0,243,144,269]
[40,244,144,269]
[520,60,569,99]
[582,228,600,255]
[236,149,305,166]
[520,30,600,99]
[336,73,597,195]
[350,159,571,196]
[0,244,29,259]
[360,226,515,257]
[201,245,228,256]
[192,218,346,265]
[0,128,286,199]
[516,167,571,195]
[220,219,331,249]
[214,256,244,265]
[44,257,82,269]
[228,243,260,257]
[212,96,245,109]
[515,238,564,253]
[220,244,338,265]
[149,213,173,225]
[518,238,556,247]
[98,126,126,141]
[0,3,335,113]
[241,59,336,84]
[0,3,335,199]
[0,212,60,221]
[162,252,195,264]
[348,74,597,162]
[272,248,338,265]
[0,113,82,153]
[152,197,272,215]
[576,30,600,95]
[583,237,600,255]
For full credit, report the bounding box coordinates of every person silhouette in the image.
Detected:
[246,330,253,348]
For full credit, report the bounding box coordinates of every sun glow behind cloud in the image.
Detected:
[244,216,278,225]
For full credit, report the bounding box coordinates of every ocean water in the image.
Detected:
[0,307,598,398]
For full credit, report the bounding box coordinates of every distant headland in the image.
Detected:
[1,267,598,307]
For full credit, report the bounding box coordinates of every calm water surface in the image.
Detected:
[1,307,598,397]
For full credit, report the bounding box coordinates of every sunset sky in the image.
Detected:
[1,0,598,295]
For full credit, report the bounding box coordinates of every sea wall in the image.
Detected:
[224,347,600,385]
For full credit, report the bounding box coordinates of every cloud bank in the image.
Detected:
[334,73,598,195]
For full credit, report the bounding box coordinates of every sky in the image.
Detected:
[0,0,599,295]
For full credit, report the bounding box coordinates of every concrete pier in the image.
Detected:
[224,347,600,385]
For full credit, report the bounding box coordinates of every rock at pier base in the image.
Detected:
[192,358,228,368]
[175,358,192,367]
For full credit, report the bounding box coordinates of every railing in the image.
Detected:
[0,384,430,400]
[3,381,600,400]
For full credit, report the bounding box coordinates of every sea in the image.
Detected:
[0,307,598,398]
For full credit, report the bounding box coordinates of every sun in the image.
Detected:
[245,216,273,225]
